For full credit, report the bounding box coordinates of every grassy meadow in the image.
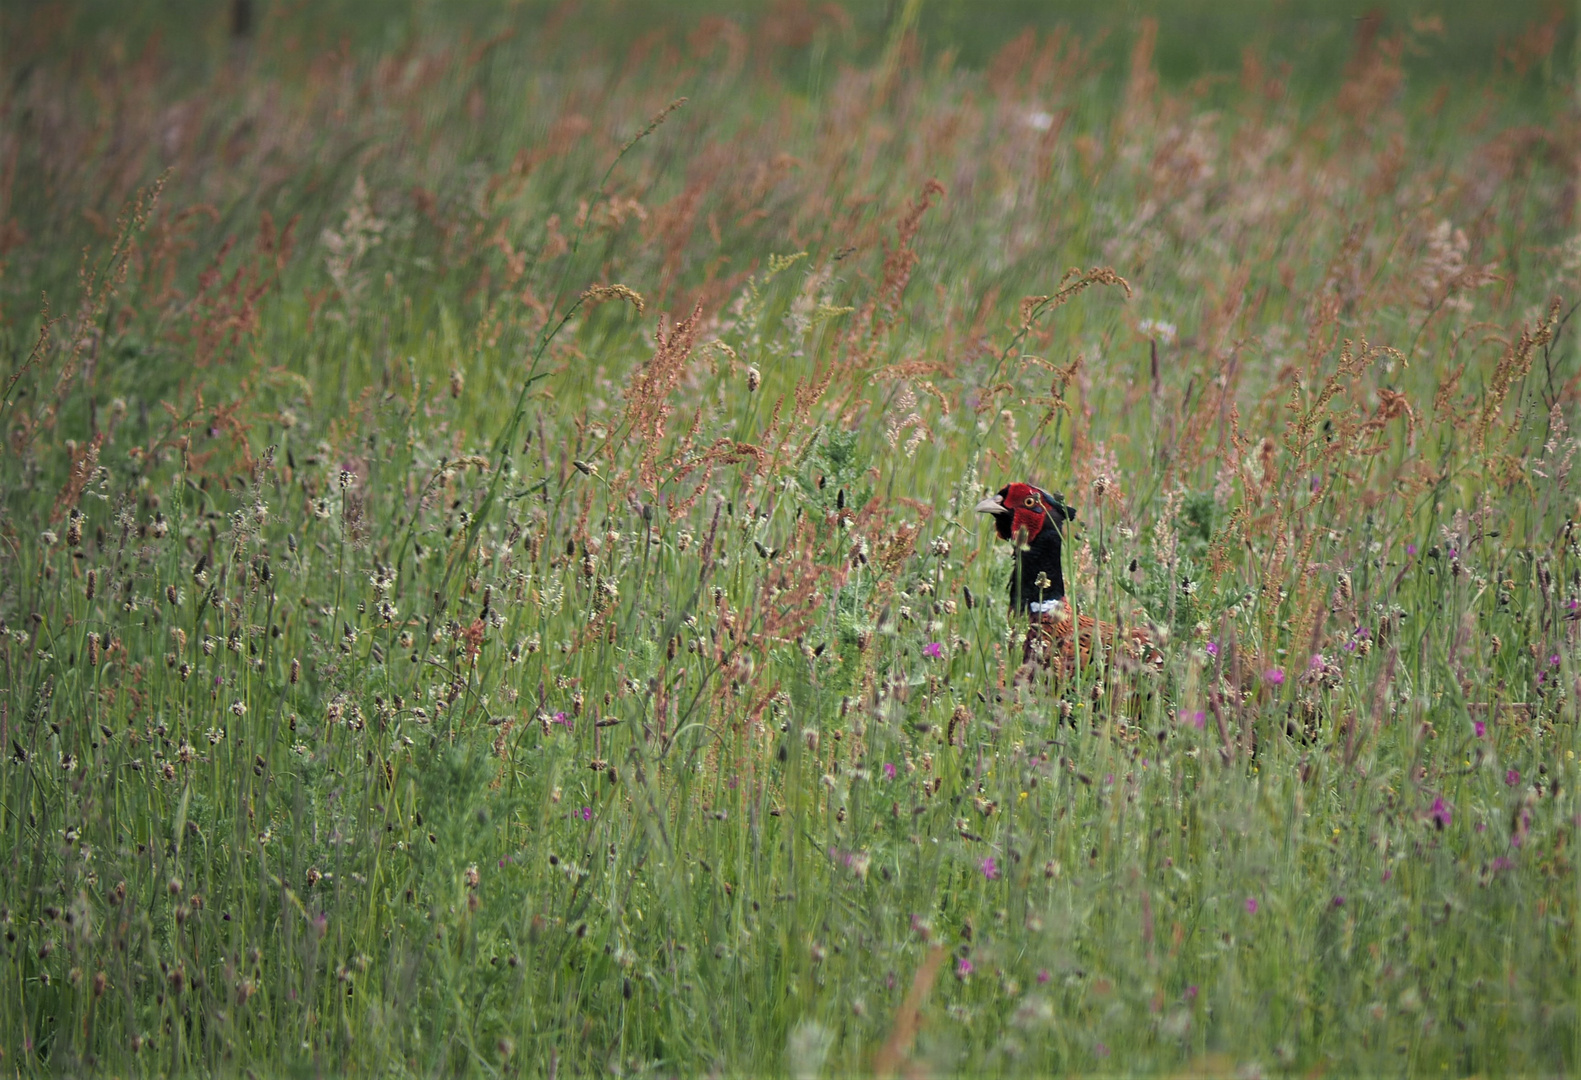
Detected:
[2,1,1579,1074]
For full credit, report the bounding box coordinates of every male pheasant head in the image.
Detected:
[974,482,1074,546]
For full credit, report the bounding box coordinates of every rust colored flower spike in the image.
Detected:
[579,283,646,315]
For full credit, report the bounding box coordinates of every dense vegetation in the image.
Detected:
[1,1,1577,1074]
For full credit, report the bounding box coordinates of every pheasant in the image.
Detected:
[974,482,1160,677]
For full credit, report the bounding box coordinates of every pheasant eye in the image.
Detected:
[1023,497,1038,507]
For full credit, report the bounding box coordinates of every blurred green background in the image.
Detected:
[9,0,1574,90]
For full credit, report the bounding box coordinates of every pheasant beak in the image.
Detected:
[974,494,1008,515]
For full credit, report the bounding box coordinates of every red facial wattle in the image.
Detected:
[1004,483,1048,543]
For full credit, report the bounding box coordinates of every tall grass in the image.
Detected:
[1,2,1578,1075]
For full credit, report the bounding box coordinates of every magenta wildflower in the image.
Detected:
[579,807,593,821]
[1205,641,1220,657]
[1184,985,1199,1001]
[551,711,571,729]
[1332,895,1345,908]
[1406,543,1417,556]
[1193,711,1205,729]
[980,856,1000,881]
[922,641,944,659]
[1095,1043,1111,1058]
[1505,768,1520,787]
[1474,720,1486,738]
[1264,667,1285,686]
[1430,796,1452,830]
[1245,897,1259,914]
[1036,969,1051,985]
[1492,856,1514,873]
[883,762,897,781]
[956,957,973,978]
[1550,654,1561,666]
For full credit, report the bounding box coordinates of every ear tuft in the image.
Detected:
[1039,488,1076,523]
